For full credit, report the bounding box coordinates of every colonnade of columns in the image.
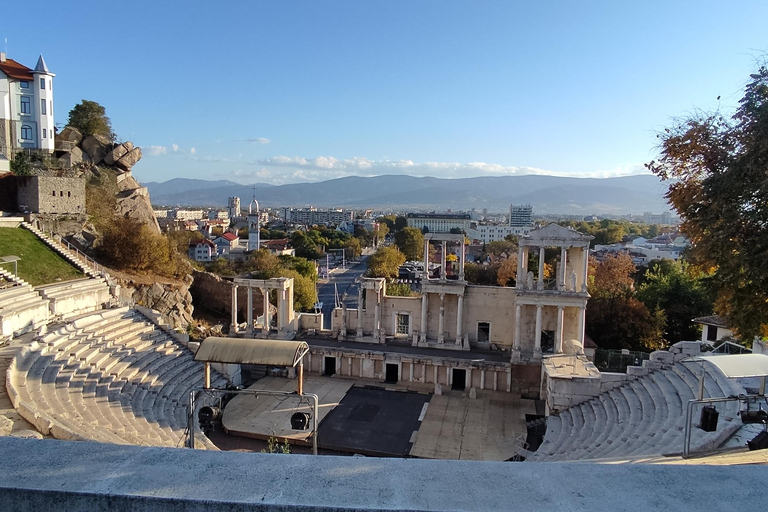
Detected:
[516,245,589,292]
[423,237,466,282]
[417,290,465,346]
[512,303,587,357]
[230,278,295,337]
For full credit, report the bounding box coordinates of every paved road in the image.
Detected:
[317,255,369,329]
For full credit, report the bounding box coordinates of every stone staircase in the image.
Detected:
[6,307,227,449]
[20,221,103,279]
[527,360,746,462]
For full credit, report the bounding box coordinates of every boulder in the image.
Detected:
[104,142,133,166]
[81,134,111,165]
[115,186,161,234]
[54,126,83,151]
[57,146,84,168]
[115,146,142,171]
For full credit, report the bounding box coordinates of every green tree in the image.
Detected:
[291,231,322,260]
[277,269,317,312]
[647,65,768,340]
[586,253,665,351]
[10,152,32,176]
[367,246,406,279]
[343,237,362,259]
[394,216,408,232]
[386,282,414,297]
[636,261,715,344]
[374,221,389,246]
[394,227,424,261]
[67,100,116,141]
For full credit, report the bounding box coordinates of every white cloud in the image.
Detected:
[239,137,271,144]
[190,147,196,155]
[172,144,179,152]
[145,145,167,156]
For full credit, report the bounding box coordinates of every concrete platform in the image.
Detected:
[410,390,534,461]
[222,376,354,443]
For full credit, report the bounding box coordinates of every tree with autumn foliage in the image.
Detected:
[648,65,768,340]
[586,253,665,351]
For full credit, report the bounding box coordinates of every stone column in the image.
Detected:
[578,305,586,353]
[459,241,466,281]
[455,294,464,345]
[437,293,445,343]
[537,246,545,290]
[512,304,522,362]
[423,238,430,280]
[420,293,428,343]
[357,286,364,337]
[246,287,254,336]
[440,242,447,280]
[230,285,239,334]
[373,289,381,339]
[582,246,590,292]
[555,306,565,353]
[516,246,525,290]
[534,304,543,357]
[261,288,269,336]
[560,246,567,291]
[340,303,347,337]
[278,289,286,331]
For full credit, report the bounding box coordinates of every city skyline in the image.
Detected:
[3,1,767,185]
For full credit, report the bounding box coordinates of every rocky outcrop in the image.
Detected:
[55,126,83,151]
[104,142,143,170]
[116,277,195,330]
[115,173,161,234]
[81,135,111,165]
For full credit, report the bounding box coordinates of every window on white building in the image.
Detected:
[20,81,29,89]
[42,128,46,138]
[41,99,46,115]
[20,125,32,140]
[40,78,45,89]
[20,96,30,114]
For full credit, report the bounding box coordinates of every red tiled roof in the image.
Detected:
[189,239,215,248]
[0,58,34,80]
[221,232,238,241]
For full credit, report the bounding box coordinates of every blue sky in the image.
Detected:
[4,1,767,185]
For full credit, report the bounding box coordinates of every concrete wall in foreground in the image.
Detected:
[0,437,766,512]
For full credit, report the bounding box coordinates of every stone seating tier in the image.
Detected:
[7,307,225,449]
[0,284,51,340]
[528,360,746,463]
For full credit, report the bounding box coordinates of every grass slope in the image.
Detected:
[0,227,84,286]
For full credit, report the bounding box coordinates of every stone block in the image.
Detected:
[104,141,133,166]
[81,134,111,165]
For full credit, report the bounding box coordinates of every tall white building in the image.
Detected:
[227,197,241,219]
[0,53,55,157]
[509,204,533,228]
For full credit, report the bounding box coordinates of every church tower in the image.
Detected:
[247,198,260,251]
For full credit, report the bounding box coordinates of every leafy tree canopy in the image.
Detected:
[647,64,768,339]
[67,100,116,141]
[394,227,424,261]
[367,246,406,279]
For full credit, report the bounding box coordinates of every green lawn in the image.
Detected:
[0,227,84,286]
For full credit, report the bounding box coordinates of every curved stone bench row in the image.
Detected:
[0,283,50,340]
[7,307,227,449]
[528,360,746,462]
[36,278,111,320]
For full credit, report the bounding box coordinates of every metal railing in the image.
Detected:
[593,349,650,373]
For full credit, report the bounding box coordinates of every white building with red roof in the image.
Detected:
[0,52,55,158]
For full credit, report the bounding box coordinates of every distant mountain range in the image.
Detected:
[142,174,671,214]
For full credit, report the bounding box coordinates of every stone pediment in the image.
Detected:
[522,223,593,246]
